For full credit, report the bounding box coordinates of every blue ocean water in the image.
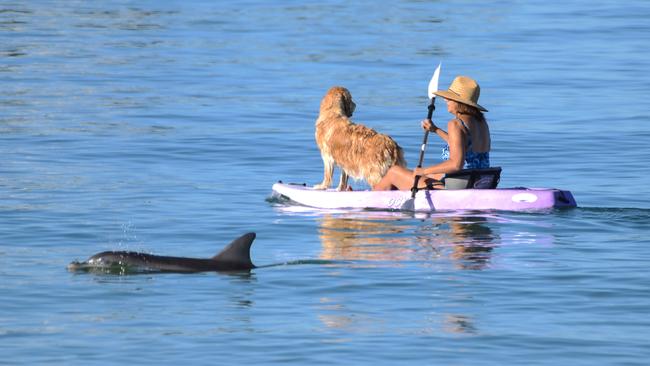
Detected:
[1,1,649,365]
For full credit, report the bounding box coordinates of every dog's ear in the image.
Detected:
[341,89,355,117]
[345,98,356,117]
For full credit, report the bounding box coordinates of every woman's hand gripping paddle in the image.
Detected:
[410,63,441,199]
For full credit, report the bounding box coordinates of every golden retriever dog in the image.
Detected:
[314,86,406,191]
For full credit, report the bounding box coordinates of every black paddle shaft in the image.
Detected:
[410,98,436,198]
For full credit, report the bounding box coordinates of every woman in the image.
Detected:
[373,75,490,191]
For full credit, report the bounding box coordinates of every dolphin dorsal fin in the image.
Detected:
[212,232,256,268]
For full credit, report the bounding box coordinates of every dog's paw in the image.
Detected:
[313,183,328,190]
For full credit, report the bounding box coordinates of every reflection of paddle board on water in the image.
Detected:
[271,182,577,212]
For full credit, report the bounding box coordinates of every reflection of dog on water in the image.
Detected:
[318,215,416,261]
[318,214,498,270]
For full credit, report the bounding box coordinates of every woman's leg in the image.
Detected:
[373,165,415,191]
[374,167,447,191]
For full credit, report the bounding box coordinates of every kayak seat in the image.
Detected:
[443,167,502,189]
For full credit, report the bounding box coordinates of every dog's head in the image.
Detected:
[319,86,356,118]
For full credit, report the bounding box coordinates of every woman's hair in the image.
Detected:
[456,102,487,124]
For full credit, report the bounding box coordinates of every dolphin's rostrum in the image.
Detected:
[68,232,256,274]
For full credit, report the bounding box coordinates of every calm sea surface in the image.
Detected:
[1,1,649,365]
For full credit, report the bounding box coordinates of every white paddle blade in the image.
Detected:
[427,62,442,99]
[400,198,416,212]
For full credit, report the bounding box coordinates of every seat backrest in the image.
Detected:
[443,167,502,189]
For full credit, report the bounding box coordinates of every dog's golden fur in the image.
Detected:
[314,86,406,190]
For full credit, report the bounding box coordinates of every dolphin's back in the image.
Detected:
[67,232,257,274]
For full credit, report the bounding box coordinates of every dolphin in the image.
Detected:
[68,232,256,274]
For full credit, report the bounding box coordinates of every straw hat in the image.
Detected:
[434,76,487,112]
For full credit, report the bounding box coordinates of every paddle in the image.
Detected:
[410,63,441,198]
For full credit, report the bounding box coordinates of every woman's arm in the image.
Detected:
[415,119,465,176]
[422,119,449,143]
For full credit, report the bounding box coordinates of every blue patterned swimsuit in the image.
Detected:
[441,118,490,169]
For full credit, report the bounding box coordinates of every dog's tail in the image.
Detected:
[394,145,407,168]
[368,141,407,186]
